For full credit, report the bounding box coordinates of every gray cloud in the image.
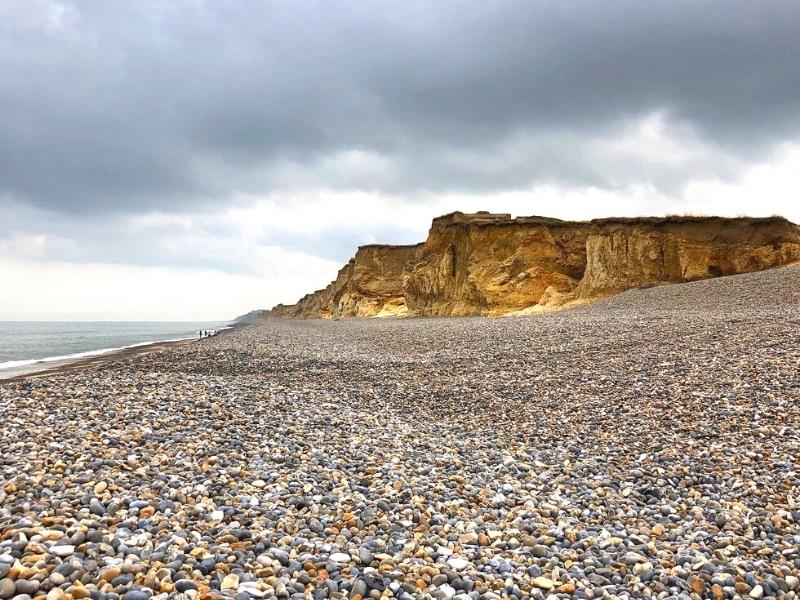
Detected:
[0,196,422,274]
[2,0,800,215]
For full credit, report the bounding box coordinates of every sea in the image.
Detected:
[0,321,230,373]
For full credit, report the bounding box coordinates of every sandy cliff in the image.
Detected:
[578,217,800,298]
[404,213,591,316]
[272,212,800,318]
[274,244,424,318]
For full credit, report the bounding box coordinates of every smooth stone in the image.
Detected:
[432,584,456,600]
[49,545,76,558]
[329,553,350,563]
[112,574,134,587]
[14,581,40,596]
[351,580,367,598]
[0,580,15,600]
[532,577,554,591]
[447,558,469,571]
[531,545,548,558]
[174,581,198,593]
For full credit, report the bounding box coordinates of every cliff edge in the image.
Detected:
[271,212,800,318]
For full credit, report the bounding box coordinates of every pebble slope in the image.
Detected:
[1,266,800,600]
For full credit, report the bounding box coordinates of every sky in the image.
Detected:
[2,1,800,320]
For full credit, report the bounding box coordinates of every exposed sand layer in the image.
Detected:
[1,266,799,600]
[273,212,800,318]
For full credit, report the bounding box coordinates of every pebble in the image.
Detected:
[122,591,151,600]
[329,553,350,563]
[48,545,75,558]
[533,577,554,590]
[174,580,198,593]
[531,545,548,558]
[0,580,14,600]
[446,558,469,571]
[1,268,800,600]
[13,581,38,596]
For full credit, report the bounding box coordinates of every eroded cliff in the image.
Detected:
[273,244,424,318]
[578,217,800,298]
[404,213,591,316]
[272,212,800,318]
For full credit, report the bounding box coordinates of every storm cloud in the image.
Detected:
[3,1,800,318]
[3,0,800,214]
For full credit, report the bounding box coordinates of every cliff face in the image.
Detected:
[404,213,591,315]
[273,212,800,318]
[578,217,800,298]
[275,244,424,318]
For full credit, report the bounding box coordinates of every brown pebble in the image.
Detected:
[711,583,724,600]
[690,576,705,596]
[735,581,752,594]
[69,586,91,599]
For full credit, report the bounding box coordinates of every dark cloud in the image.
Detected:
[2,0,800,214]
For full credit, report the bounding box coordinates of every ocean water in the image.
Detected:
[0,321,230,371]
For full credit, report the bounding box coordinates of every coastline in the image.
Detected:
[0,338,192,382]
[0,324,240,382]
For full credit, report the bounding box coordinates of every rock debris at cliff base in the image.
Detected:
[2,266,800,600]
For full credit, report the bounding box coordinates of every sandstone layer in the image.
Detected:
[273,212,800,317]
[273,244,424,318]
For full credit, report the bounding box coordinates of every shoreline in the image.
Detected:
[0,324,241,383]
[0,338,192,382]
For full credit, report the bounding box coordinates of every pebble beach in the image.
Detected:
[2,266,799,600]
